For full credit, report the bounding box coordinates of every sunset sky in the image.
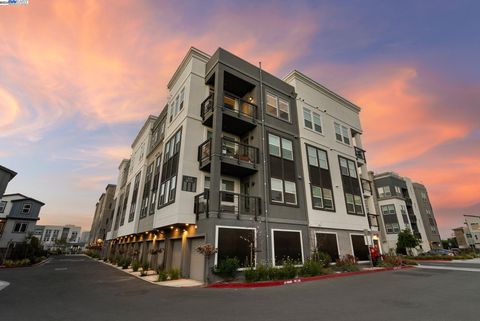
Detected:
[0,1,478,238]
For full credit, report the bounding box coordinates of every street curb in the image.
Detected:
[0,257,50,269]
[207,265,416,288]
[410,260,452,262]
[89,256,203,288]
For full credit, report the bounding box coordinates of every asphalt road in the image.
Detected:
[1,255,479,321]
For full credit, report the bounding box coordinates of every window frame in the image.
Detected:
[315,232,340,261]
[214,225,256,269]
[265,91,291,122]
[22,203,32,214]
[303,107,322,134]
[271,229,304,267]
[0,201,6,213]
[334,122,351,145]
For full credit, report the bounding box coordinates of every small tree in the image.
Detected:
[396,229,420,255]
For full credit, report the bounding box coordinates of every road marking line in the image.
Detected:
[0,281,10,291]
[418,265,480,273]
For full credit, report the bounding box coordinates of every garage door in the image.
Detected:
[351,234,369,261]
[171,239,182,270]
[189,238,205,281]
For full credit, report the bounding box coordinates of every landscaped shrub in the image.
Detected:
[311,250,332,268]
[244,266,259,282]
[380,254,403,267]
[3,259,31,267]
[405,255,453,261]
[402,259,418,266]
[117,258,124,267]
[122,258,131,269]
[299,258,323,277]
[140,262,150,276]
[169,268,181,280]
[277,259,297,279]
[131,260,141,272]
[213,258,240,280]
[335,255,359,272]
[157,269,168,282]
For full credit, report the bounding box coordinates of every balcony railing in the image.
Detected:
[194,191,261,220]
[200,93,258,123]
[367,213,379,228]
[221,138,259,165]
[361,178,372,194]
[198,139,212,167]
[354,146,366,163]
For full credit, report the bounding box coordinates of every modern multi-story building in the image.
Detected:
[0,193,44,259]
[105,47,380,281]
[452,226,473,249]
[0,165,17,199]
[372,172,440,253]
[88,184,116,245]
[36,224,82,251]
[463,215,480,249]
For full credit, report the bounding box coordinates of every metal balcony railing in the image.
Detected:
[200,92,258,122]
[194,191,261,220]
[197,138,259,166]
[354,146,366,163]
[367,213,379,228]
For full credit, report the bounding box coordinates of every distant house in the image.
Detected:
[0,165,17,199]
[36,224,82,251]
[0,193,45,258]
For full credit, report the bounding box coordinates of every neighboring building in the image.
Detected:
[88,184,116,245]
[412,182,442,248]
[0,193,44,259]
[372,172,438,254]
[80,231,90,243]
[37,224,82,251]
[452,226,471,249]
[464,215,480,249]
[0,165,17,199]
[104,47,383,282]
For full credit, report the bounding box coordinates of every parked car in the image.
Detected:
[420,249,455,256]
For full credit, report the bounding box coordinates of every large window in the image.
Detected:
[0,201,6,213]
[128,172,141,222]
[306,145,334,211]
[377,186,391,198]
[385,223,400,234]
[266,92,290,121]
[272,230,303,266]
[216,227,255,268]
[169,87,185,122]
[268,133,297,205]
[381,204,396,215]
[351,235,369,261]
[120,184,130,226]
[303,108,322,133]
[13,222,28,233]
[339,156,363,215]
[140,163,154,219]
[316,233,339,261]
[149,155,162,215]
[158,128,182,208]
[334,122,350,145]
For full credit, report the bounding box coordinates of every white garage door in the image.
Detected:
[189,238,205,282]
[171,239,182,270]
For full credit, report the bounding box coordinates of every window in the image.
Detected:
[158,128,182,208]
[339,156,362,215]
[334,122,350,145]
[270,178,284,203]
[216,227,255,268]
[269,134,294,161]
[13,222,28,233]
[129,172,141,222]
[381,204,396,215]
[52,230,59,241]
[182,176,197,192]
[268,134,281,157]
[377,186,391,198]
[400,205,406,215]
[307,145,334,211]
[168,88,185,123]
[120,184,130,226]
[281,139,293,161]
[303,108,322,133]
[149,155,162,215]
[44,229,51,242]
[316,233,339,261]
[140,163,154,219]
[22,203,32,214]
[0,201,6,213]
[284,181,297,205]
[385,223,400,234]
[266,92,290,121]
[272,230,303,266]
[395,186,402,196]
[351,235,369,261]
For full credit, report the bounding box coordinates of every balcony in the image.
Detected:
[201,93,258,136]
[367,213,379,229]
[194,191,261,220]
[198,138,259,177]
[354,147,366,164]
[361,178,372,196]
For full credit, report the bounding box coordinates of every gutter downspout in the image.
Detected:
[259,62,271,265]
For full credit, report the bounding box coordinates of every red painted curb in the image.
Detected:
[207,265,416,288]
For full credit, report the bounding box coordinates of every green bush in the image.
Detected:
[244,266,259,282]
[402,259,418,266]
[214,258,240,280]
[157,269,168,282]
[380,254,403,267]
[311,250,332,268]
[169,268,181,280]
[335,255,359,272]
[122,258,131,269]
[3,259,31,267]
[299,259,322,277]
[132,260,141,272]
[278,259,298,279]
[140,262,150,276]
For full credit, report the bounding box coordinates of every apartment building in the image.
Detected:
[284,71,379,262]
[412,183,442,248]
[88,184,116,245]
[36,224,82,251]
[464,215,480,249]
[372,172,436,253]
[452,226,473,249]
[105,47,378,281]
[0,193,44,258]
